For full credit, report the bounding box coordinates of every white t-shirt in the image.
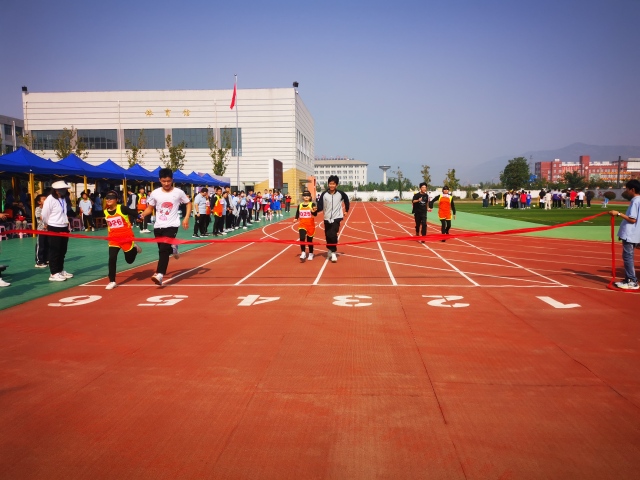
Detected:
[147,187,190,229]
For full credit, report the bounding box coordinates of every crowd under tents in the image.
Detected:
[0,146,230,224]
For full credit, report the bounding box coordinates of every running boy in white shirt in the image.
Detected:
[140,168,191,286]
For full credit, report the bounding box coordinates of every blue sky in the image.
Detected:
[2,0,638,184]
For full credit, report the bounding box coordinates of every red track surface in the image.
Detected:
[1,203,639,479]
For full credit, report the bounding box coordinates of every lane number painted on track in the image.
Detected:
[237,295,280,306]
[48,295,102,307]
[333,295,372,307]
[138,295,188,307]
[536,296,580,309]
[422,295,469,308]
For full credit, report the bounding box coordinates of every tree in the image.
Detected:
[157,134,186,171]
[563,171,586,190]
[499,157,529,190]
[420,164,431,187]
[125,129,146,167]
[54,127,88,160]
[208,127,231,176]
[443,168,460,192]
[393,168,413,199]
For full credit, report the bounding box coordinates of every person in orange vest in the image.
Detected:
[104,190,142,290]
[294,190,318,261]
[211,187,225,236]
[429,185,456,242]
[137,186,150,232]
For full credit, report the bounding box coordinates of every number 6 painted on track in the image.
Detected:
[48,295,102,307]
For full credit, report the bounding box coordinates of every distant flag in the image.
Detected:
[230,82,237,109]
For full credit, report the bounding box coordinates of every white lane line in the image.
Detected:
[312,202,358,285]
[375,205,479,286]
[456,238,566,287]
[81,282,567,288]
[235,245,294,285]
[363,203,397,285]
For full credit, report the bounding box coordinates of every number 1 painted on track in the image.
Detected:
[237,295,280,306]
[536,296,580,309]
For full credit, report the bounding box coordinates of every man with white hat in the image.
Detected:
[41,181,74,282]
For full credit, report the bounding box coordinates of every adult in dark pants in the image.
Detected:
[411,182,431,242]
[192,187,209,237]
[317,175,350,263]
[41,181,74,282]
[140,168,191,286]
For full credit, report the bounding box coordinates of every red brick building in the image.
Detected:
[535,155,637,182]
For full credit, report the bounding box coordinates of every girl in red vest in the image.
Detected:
[104,191,142,290]
[294,190,318,261]
[429,186,456,242]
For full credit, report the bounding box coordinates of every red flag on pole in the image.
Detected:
[230,83,236,109]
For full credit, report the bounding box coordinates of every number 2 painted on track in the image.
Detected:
[48,295,102,307]
[422,295,469,308]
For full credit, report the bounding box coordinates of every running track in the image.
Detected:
[1,203,639,479]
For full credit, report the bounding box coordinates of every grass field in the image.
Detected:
[453,201,615,227]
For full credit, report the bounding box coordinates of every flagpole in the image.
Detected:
[234,74,239,190]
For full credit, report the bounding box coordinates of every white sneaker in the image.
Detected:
[61,271,74,278]
[618,280,639,290]
[330,252,337,263]
[243,226,247,229]
[105,282,117,290]
[35,263,47,268]
[300,252,307,260]
[0,278,10,287]
[49,273,66,282]
[140,229,150,233]
[221,231,228,235]
[136,244,142,254]
[151,273,163,286]
[307,253,314,261]
[172,245,180,259]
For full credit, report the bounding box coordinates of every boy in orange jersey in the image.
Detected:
[429,185,456,242]
[294,190,318,261]
[104,191,142,290]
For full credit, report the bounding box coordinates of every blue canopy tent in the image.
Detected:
[126,164,156,183]
[187,171,213,186]
[210,174,231,187]
[149,167,192,185]
[200,173,225,188]
[0,147,84,224]
[58,154,122,193]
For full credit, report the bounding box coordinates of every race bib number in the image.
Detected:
[299,210,312,218]
[106,216,125,229]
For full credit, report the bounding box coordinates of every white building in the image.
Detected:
[21,87,314,197]
[1,114,24,155]
[314,157,368,188]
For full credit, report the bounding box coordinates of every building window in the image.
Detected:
[78,129,118,149]
[15,126,22,137]
[4,145,14,154]
[220,128,242,156]
[171,128,213,149]
[124,129,165,149]
[4,124,12,136]
[32,130,63,150]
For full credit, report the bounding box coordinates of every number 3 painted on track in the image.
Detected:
[48,295,102,307]
[332,295,372,307]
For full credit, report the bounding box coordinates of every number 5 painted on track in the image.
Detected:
[422,295,469,308]
[48,295,102,307]
[333,295,372,307]
[138,295,188,307]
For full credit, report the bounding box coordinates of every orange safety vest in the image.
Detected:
[297,202,316,236]
[137,193,147,211]
[438,195,453,220]
[213,194,223,217]
[105,205,135,251]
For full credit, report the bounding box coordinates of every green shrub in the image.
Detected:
[603,191,616,200]
[368,196,378,202]
[496,192,503,200]
[471,193,479,200]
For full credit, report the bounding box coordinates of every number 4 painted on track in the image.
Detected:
[237,295,280,306]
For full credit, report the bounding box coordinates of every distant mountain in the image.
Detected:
[464,143,640,184]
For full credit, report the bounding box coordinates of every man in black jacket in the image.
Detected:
[411,182,430,242]
[317,175,350,263]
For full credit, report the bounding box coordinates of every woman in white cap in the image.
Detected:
[41,181,74,282]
